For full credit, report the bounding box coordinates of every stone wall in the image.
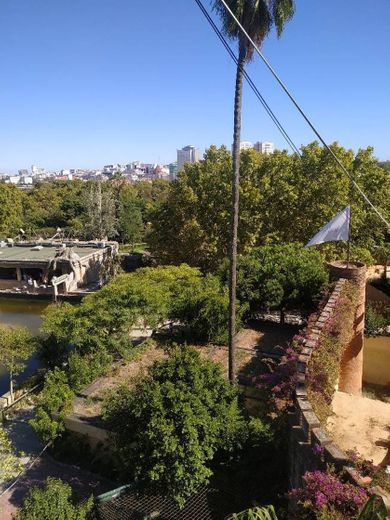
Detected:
[289,266,369,490]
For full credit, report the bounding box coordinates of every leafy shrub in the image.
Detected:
[30,368,74,443]
[40,265,241,361]
[14,477,93,520]
[102,345,244,507]
[221,243,329,319]
[68,350,113,391]
[0,426,22,481]
[227,505,278,519]
[365,304,389,336]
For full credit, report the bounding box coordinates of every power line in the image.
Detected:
[194,0,302,157]
[216,0,390,229]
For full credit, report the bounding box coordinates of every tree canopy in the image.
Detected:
[102,346,243,507]
[147,143,389,271]
[0,326,34,401]
[39,265,238,370]
[220,244,329,320]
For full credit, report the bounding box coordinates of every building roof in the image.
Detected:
[0,244,103,263]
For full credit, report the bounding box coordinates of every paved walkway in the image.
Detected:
[0,406,114,519]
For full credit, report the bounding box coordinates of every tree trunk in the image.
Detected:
[228,47,246,382]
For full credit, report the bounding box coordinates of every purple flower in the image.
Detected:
[312,443,324,456]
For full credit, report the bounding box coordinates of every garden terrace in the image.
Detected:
[65,323,298,448]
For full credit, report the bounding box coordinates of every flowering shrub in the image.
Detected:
[258,342,300,413]
[258,281,358,423]
[306,281,358,422]
[289,469,368,519]
[257,290,329,415]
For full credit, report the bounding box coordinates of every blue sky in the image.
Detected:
[1,0,389,172]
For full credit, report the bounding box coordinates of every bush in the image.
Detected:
[289,469,368,519]
[0,426,22,481]
[306,281,358,422]
[30,368,74,443]
[221,244,329,320]
[227,506,278,519]
[68,350,113,391]
[102,345,244,507]
[14,477,93,520]
[39,265,240,360]
[365,304,389,336]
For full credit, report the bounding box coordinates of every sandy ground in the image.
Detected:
[327,391,390,465]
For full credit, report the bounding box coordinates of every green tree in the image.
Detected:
[148,146,263,271]
[14,477,93,520]
[83,182,118,240]
[0,326,34,402]
[0,183,24,238]
[149,142,389,270]
[221,244,328,322]
[118,185,144,246]
[102,346,243,507]
[30,368,74,443]
[212,0,295,380]
[38,302,76,368]
[0,426,22,481]
[39,265,238,361]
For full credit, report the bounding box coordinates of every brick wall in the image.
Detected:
[289,264,369,490]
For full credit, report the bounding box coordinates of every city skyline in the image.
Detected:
[1,0,390,172]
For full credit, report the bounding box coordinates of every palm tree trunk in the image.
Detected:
[228,47,246,382]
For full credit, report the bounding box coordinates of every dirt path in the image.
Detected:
[327,391,390,466]
[0,406,114,519]
[0,453,114,518]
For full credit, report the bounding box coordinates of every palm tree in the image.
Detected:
[212,0,295,380]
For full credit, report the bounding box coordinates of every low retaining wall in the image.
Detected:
[289,277,368,490]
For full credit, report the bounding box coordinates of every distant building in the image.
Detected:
[31,165,45,176]
[18,169,29,177]
[6,176,20,185]
[20,176,33,185]
[169,162,178,180]
[177,145,201,172]
[254,141,275,155]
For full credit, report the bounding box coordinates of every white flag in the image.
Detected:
[305,206,350,247]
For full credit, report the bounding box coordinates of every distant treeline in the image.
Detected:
[0,178,170,246]
[1,142,389,266]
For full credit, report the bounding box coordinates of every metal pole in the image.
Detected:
[347,163,355,268]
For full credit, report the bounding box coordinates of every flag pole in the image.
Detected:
[347,162,355,268]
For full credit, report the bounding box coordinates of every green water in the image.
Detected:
[0,299,48,395]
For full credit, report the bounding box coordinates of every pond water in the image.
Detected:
[0,299,48,395]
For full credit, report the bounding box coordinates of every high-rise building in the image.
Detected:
[169,162,178,180]
[254,141,275,155]
[177,145,201,172]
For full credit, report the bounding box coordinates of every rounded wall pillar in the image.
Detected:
[329,261,367,396]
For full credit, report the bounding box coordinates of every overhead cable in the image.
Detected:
[217,0,389,229]
[194,0,302,156]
